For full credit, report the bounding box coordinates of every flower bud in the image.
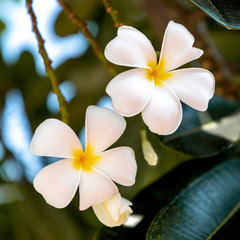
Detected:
[142,140,158,166]
[92,192,132,227]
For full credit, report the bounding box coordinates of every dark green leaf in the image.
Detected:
[161,131,231,158]
[97,146,240,240]
[206,96,239,120]
[190,0,240,30]
[167,96,239,135]
[147,154,240,240]
[158,96,240,157]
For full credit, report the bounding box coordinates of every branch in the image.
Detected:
[26,0,70,124]
[57,0,117,76]
[103,0,124,28]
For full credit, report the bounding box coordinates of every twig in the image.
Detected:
[103,0,125,28]
[57,0,117,76]
[26,0,70,124]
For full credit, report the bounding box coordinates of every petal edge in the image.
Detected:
[160,20,203,72]
[85,106,126,154]
[166,68,215,111]
[142,83,183,135]
[33,159,81,208]
[106,68,154,117]
[31,119,82,159]
[105,25,157,69]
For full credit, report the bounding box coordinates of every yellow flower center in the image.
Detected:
[72,145,100,171]
[146,59,172,86]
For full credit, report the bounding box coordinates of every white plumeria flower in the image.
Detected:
[104,20,215,135]
[92,192,133,227]
[30,105,137,211]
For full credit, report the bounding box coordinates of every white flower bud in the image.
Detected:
[142,141,158,166]
[92,192,133,227]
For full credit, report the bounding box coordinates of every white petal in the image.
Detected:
[105,25,157,68]
[85,106,126,154]
[95,147,137,186]
[79,168,118,210]
[92,204,115,227]
[119,198,133,214]
[92,192,122,227]
[31,119,82,158]
[33,159,81,208]
[92,192,132,227]
[160,21,203,72]
[166,68,215,111]
[103,192,122,222]
[106,68,154,117]
[107,193,132,223]
[142,83,182,135]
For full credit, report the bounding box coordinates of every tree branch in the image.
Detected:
[57,0,117,76]
[26,0,70,124]
[103,0,124,28]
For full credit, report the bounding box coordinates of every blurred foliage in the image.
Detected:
[209,29,240,69]
[0,20,5,35]
[1,0,240,239]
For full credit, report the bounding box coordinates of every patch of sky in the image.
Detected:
[2,89,43,182]
[79,126,85,150]
[47,80,77,113]
[97,95,114,111]
[0,0,90,74]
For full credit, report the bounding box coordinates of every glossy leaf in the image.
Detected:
[160,131,231,158]
[147,155,240,240]
[97,146,240,240]
[158,96,240,157]
[190,0,240,30]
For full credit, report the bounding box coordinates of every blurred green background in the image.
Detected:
[0,0,240,239]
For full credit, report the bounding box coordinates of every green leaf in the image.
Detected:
[161,130,231,158]
[96,146,240,240]
[190,0,240,30]
[3,184,87,240]
[147,154,240,240]
[158,96,240,157]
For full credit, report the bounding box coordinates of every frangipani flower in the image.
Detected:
[93,192,132,227]
[31,106,137,211]
[104,20,215,135]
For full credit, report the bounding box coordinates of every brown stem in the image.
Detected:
[26,0,70,124]
[103,0,125,28]
[57,0,117,76]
